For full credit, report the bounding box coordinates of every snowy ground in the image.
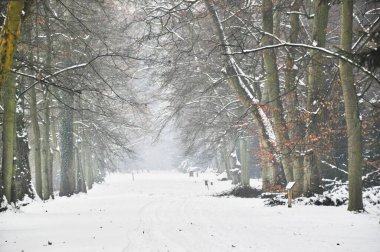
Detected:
[1,171,379,252]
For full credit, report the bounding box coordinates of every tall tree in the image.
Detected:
[1,73,17,203]
[0,0,25,205]
[59,0,77,197]
[13,80,34,202]
[262,0,293,184]
[339,0,363,211]
[41,1,54,200]
[59,90,76,196]
[304,0,329,194]
[284,0,304,196]
[30,83,43,199]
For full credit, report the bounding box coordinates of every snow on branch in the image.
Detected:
[15,54,131,98]
[229,42,380,84]
[321,160,348,175]
[205,0,278,149]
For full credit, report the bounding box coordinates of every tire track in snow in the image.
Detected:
[122,193,232,252]
[122,196,187,251]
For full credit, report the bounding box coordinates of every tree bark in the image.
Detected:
[75,147,87,193]
[59,91,76,196]
[41,89,51,200]
[339,0,363,211]
[284,0,304,196]
[41,2,53,200]
[0,0,24,94]
[222,142,232,180]
[304,0,329,194]
[0,0,25,206]
[59,0,77,197]
[1,73,17,203]
[74,109,87,193]
[262,0,293,184]
[239,138,250,186]
[84,146,94,190]
[30,84,43,199]
[51,116,61,191]
[13,78,34,201]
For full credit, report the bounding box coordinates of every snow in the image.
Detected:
[258,107,277,144]
[1,171,379,252]
[321,160,348,175]
[286,181,296,190]
[208,2,277,149]
[187,166,201,172]
[216,171,228,180]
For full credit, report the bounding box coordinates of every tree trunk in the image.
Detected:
[13,78,34,201]
[1,73,17,203]
[339,0,363,211]
[94,155,106,184]
[59,91,76,196]
[41,2,54,200]
[84,146,94,190]
[30,85,43,199]
[262,0,293,184]
[0,0,24,94]
[239,138,250,186]
[51,117,61,191]
[41,89,51,200]
[0,0,24,207]
[215,150,223,174]
[304,0,329,195]
[223,140,233,180]
[284,0,304,197]
[59,0,77,197]
[74,110,87,194]
[75,147,87,193]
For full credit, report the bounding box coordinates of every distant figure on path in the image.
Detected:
[204,180,209,190]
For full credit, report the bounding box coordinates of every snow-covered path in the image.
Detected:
[1,171,379,252]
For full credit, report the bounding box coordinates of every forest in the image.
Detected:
[0,0,379,251]
[0,0,379,222]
